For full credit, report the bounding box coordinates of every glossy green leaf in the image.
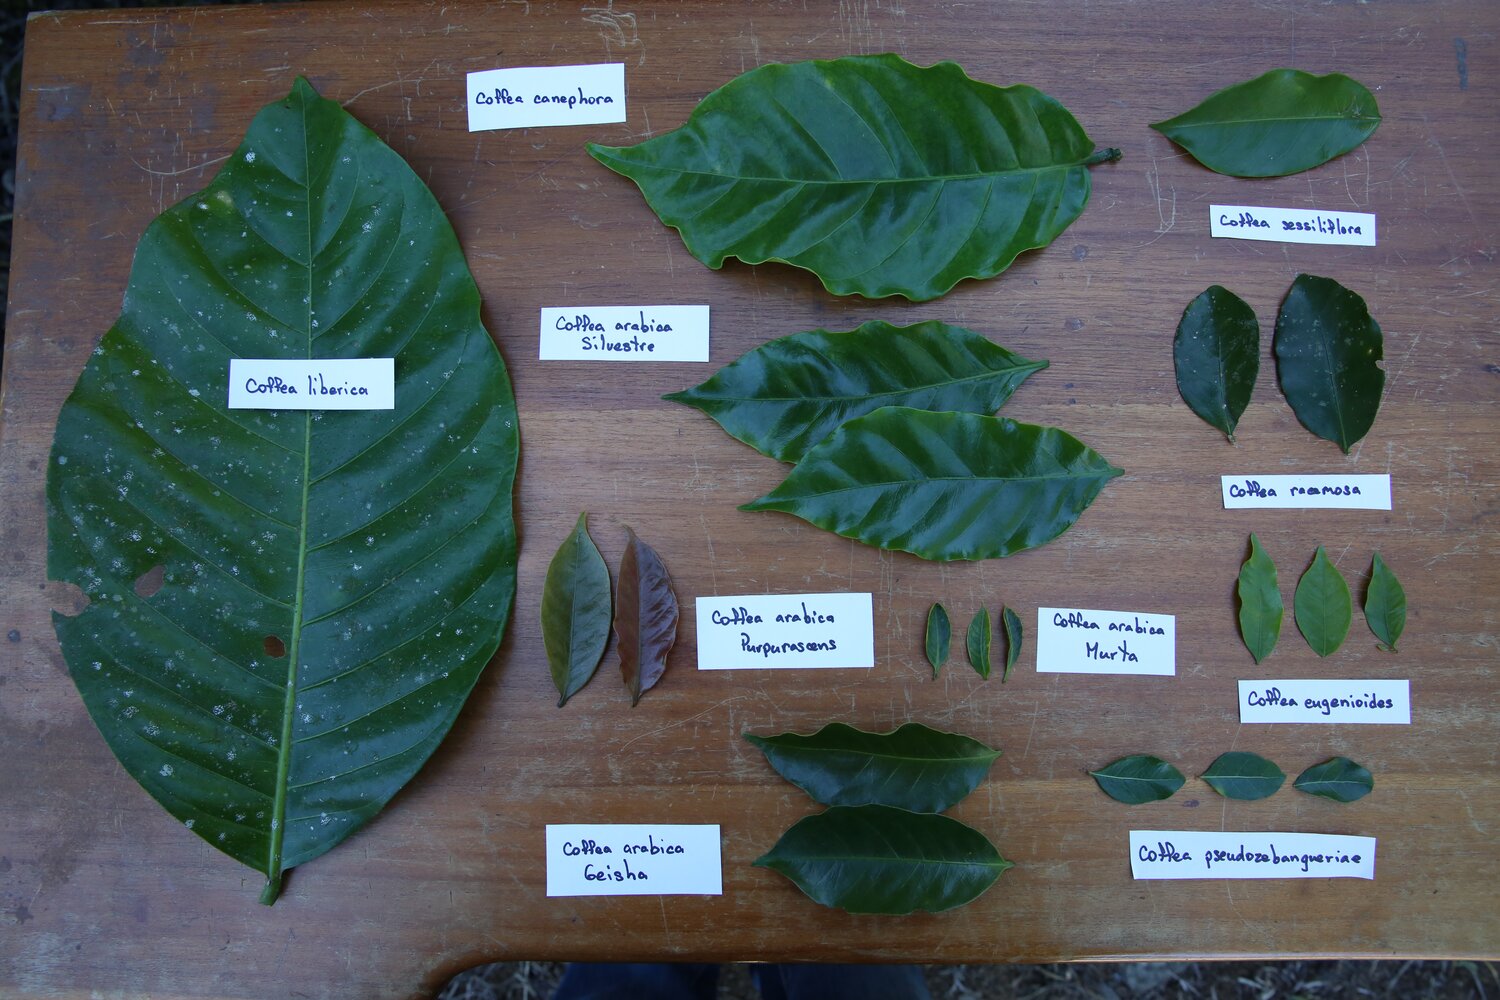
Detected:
[744,722,1000,813]
[1000,605,1023,683]
[1294,757,1374,803]
[740,408,1122,561]
[1173,285,1258,442]
[925,603,951,678]
[45,79,519,903]
[589,54,1120,301]
[1295,546,1352,657]
[754,804,1012,914]
[616,528,679,706]
[542,513,611,707]
[1274,274,1385,453]
[966,608,992,679]
[1150,69,1381,177]
[1200,752,1285,801]
[1364,552,1406,652]
[1089,755,1186,804]
[1237,533,1283,664]
[664,321,1047,463]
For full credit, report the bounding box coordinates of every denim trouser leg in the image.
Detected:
[552,962,720,1000]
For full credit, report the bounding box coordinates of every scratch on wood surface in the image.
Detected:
[1422,113,1478,228]
[612,696,750,753]
[583,2,645,65]
[128,153,228,178]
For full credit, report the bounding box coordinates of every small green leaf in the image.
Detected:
[1089,755,1186,804]
[1365,552,1407,652]
[1294,757,1374,803]
[1295,546,1352,657]
[1150,69,1381,178]
[1237,533,1283,664]
[1274,274,1385,454]
[753,804,1012,914]
[1000,605,1023,683]
[1173,285,1258,442]
[744,722,1000,813]
[967,608,992,679]
[1200,751,1285,800]
[541,513,612,707]
[925,603,951,678]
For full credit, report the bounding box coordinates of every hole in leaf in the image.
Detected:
[133,564,166,600]
[263,635,287,658]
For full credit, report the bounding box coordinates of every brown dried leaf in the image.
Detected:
[616,528,679,705]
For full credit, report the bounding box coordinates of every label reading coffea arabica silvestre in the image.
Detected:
[539,306,709,362]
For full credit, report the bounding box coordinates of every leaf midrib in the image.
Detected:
[762,468,1121,502]
[602,159,1093,185]
[1162,112,1376,131]
[693,362,1046,405]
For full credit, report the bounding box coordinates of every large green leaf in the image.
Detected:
[1294,546,1352,657]
[1274,273,1385,453]
[45,79,519,903]
[542,513,611,707]
[740,408,1122,561]
[1200,752,1285,801]
[589,54,1119,301]
[744,722,1000,813]
[1364,552,1406,652]
[754,804,1012,914]
[1173,285,1258,443]
[1150,69,1381,177]
[1237,533,1283,664]
[664,320,1047,463]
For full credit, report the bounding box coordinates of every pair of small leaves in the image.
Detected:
[1152,69,1381,178]
[928,604,1021,681]
[1092,752,1371,804]
[1241,541,1405,660]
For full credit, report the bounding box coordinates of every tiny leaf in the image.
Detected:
[1295,546,1352,657]
[1089,755,1186,804]
[542,513,612,707]
[1237,533,1283,664]
[1200,751,1285,800]
[1274,274,1385,453]
[966,608,992,679]
[1364,552,1407,652]
[1294,757,1374,803]
[744,722,1001,813]
[1173,285,1259,442]
[925,603,951,678]
[1000,605,1023,683]
[616,529,679,706]
[753,804,1012,914]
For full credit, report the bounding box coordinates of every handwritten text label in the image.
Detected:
[696,593,874,670]
[1221,474,1392,511]
[1036,607,1176,676]
[227,358,394,411]
[1130,830,1376,880]
[1240,679,1411,724]
[546,824,722,897]
[1210,204,1377,247]
[467,64,626,131]
[540,305,709,362]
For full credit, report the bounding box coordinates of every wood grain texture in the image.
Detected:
[1,1,1496,997]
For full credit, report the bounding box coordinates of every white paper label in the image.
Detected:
[539,306,709,362]
[545,824,722,897]
[467,63,626,131]
[227,358,394,410]
[1131,830,1376,880]
[1222,474,1392,510]
[1239,679,1411,724]
[1210,204,1376,246]
[1036,607,1175,676]
[695,593,874,670]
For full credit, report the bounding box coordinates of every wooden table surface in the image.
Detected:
[3,1,1497,997]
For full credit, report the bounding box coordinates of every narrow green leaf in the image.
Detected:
[589,54,1119,301]
[1089,755,1186,804]
[1200,751,1285,801]
[925,603,951,678]
[1150,69,1381,177]
[1295,546,1352,657]
[1237,533,1283,664]
[744,722,1000,813]
[753,804,1012,914]
[1294,757,1374,803]
[664,320,1047,463]
[966,608,992,679]
[1173,285,1258,442]
[740,408,1122,561]
[1274,274,1385,453]
[616,529,679,706]
[1000,605,1023,683]
[1364,552,1407,652]
[541,513,611,707]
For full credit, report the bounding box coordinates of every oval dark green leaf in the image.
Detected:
[1001,605,1023,683]
[966,608,992,679]
[925,603,951,678]
[740,408,1123,561]
[46,79,520,903]
[542,513,611,707]
[1294,757,1374,803]
[1200,752,1285,801]
[1274,274,1385,454]
[616,529,678,706]
[1089,755,1186,804]
[664,321,1047,463]
[589,54,1119,301]
[1295,546,1352,657]
[1237,533,1283,664]
[744,722,1000,813]
[753,804,1012,914]
[1150,69,1381,177]
[1364,552,1406,652]
[1173,285,1258,442]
